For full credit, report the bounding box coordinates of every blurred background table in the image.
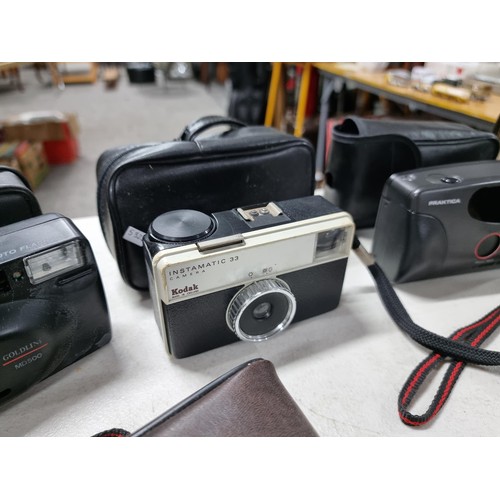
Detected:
[264,62,500,181]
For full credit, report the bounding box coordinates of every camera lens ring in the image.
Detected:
[226,278,297,342]
[474,232,500,260]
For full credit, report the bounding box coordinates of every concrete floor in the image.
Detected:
[0,64,229,218]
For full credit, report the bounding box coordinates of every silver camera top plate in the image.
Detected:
[153,211,354,305]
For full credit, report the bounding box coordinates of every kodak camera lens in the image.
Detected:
[226,279,296,341]
[252,301,272,320]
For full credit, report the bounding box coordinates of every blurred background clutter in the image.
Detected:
[1,61,499,217]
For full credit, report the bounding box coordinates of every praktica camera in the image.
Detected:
[373,160,500,283]
[144,195,354,358]
[0,214,112,405]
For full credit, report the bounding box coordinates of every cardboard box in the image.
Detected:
[0,142,22,172]
[0,111,79,165]
[0,141,49,189]
[1,111,79,141]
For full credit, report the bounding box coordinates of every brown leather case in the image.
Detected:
[130,359,318,437]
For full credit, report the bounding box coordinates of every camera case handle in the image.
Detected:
[0,165,32,189]
[179,115,247,142]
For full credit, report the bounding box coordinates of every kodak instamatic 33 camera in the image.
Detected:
[144,196,354,358]
[373,160,500,283]
[0,214,111,405]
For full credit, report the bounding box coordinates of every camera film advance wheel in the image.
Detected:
[150,209,215,242]
[226,278,297,342]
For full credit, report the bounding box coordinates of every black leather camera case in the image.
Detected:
[96,116,315,290]
[324,116,500,228]
[0,166,41,227]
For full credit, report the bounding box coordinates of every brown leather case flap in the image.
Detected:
[131,358,318,437]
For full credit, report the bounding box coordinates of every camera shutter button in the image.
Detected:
[440,176,461,184]
[150,210,215,242]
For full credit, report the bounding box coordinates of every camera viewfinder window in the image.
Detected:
[315,229,345,260]
[468,186,500,223]
[24,241,85,285]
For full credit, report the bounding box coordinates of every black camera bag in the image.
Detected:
[96,115,315,290]
[324,116,500,228]
[0,165,41,227]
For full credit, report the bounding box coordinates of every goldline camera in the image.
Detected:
[0,213,112,405]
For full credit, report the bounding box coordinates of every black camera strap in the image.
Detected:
[398,307,500,426]
[352,235,500,425]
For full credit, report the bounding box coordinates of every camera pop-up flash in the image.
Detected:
[24,241,84,285]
